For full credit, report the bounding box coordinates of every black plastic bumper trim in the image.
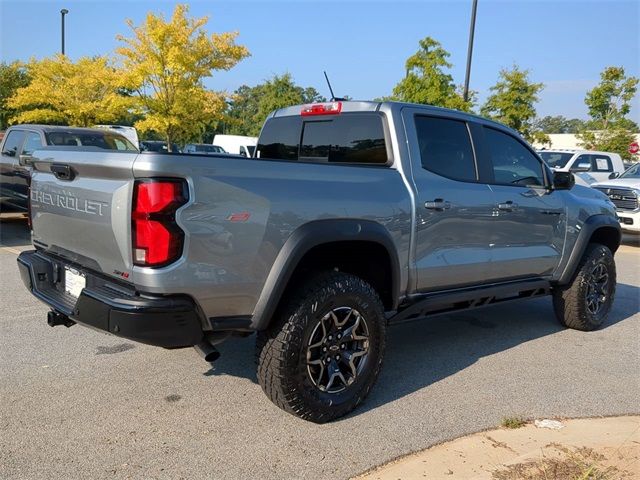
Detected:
[17,250,204,348]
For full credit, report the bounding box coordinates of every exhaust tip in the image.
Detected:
[194,341,220,363]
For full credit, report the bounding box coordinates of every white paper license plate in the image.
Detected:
[64,267,86,298]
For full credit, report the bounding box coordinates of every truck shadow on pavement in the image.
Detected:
[0,215,30,248]
[210,283,639,418]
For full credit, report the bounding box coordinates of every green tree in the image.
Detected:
[225,74,324,136]
[534,115,586,134]
[7,55,134,127]
[391,37,473,112]
[584,66,638,130]
[0,62,30,130]
[116,4,249,150]
[481,65,546,143]
[577,66,639,159]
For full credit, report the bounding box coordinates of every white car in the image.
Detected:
[538,149,625,183]
[94,125,140,149]
[592,163,640,233]
[212,134,257,157]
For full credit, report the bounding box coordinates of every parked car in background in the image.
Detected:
[592,162,640,233]
[94,125,140,149]
[0,125,137,212]
[183,143,227,155]
[212,134,257,157]
[139,140,181,153]
[538,149,625,182]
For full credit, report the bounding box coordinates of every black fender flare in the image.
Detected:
[557,214,621,285]
[250,219,401,330]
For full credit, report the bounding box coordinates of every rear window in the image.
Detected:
[257,113,388,164]
[46,131,137,151]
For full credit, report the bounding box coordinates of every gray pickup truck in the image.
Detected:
[17,101,621,422]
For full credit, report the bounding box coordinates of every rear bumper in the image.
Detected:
[17,250,204,348]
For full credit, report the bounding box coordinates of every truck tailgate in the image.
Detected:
[29,149,138,280]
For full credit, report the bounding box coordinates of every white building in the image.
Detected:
[533,133,640,152]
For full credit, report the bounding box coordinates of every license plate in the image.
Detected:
[64,267,86,298]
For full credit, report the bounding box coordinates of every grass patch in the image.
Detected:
[501,416,526,429]
[492,444,627,480]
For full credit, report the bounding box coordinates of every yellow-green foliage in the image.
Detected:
[116,4,249,149]
[8,55,134,127]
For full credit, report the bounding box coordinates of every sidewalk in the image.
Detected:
[355,416,639,480]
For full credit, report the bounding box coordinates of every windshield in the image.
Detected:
[195,144,224,153]
[538,151,574,168]
[620,163,640,178]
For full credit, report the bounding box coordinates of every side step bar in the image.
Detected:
[390,279,551,324]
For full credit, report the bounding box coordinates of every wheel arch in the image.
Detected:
[557,214,621,285]
[250,219,401,330]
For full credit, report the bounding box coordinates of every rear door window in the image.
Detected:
[414,116,477,182]
[1,130,26,157]
[257,113,388,164]
[592,155,612,172]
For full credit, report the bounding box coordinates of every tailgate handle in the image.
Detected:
[51,164,75,181]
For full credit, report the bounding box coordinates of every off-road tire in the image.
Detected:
[553,243,616,331]
[256,271,386,423]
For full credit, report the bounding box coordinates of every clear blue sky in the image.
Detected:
[1,0,639,120]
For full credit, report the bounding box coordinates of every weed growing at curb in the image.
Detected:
[501,416,526,429]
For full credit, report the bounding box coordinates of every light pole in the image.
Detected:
[60,9,69,55]
[463,0,478,102]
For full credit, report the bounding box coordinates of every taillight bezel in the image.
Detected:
[131,178,189,268]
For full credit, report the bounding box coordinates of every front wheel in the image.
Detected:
[553,243,616,331]
[256,272,386,423]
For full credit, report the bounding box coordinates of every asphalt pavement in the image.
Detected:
[1,215,638,480]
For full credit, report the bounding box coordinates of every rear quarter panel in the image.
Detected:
[132,154,412,321]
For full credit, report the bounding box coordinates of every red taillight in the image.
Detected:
[301,101,342,116]
[132,179,188,267]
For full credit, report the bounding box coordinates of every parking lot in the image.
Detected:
[1,213,638,480]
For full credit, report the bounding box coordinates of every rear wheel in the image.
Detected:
[553,243,616,331]
[256,271,386,423]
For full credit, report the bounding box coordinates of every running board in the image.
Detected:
[389,279,551,324]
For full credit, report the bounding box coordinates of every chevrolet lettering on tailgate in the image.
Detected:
[31,189,108,216]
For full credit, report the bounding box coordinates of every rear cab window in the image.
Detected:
[257,113,389,165]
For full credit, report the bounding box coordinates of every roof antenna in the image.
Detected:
[323,71,346,101]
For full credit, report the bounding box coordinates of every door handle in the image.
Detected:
[425,199,451,211]
[497,201,518,212]
[50,163,75,181]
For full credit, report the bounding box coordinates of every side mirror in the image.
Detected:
[553,171,575,190]
[19,154,33,166]
[2,149,16,157]
[608,172,620,180]
[570,162,590,172]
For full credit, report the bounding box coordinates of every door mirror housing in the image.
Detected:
[18,154,33,166]
[608,172,620,180]
[553,171,575,190]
